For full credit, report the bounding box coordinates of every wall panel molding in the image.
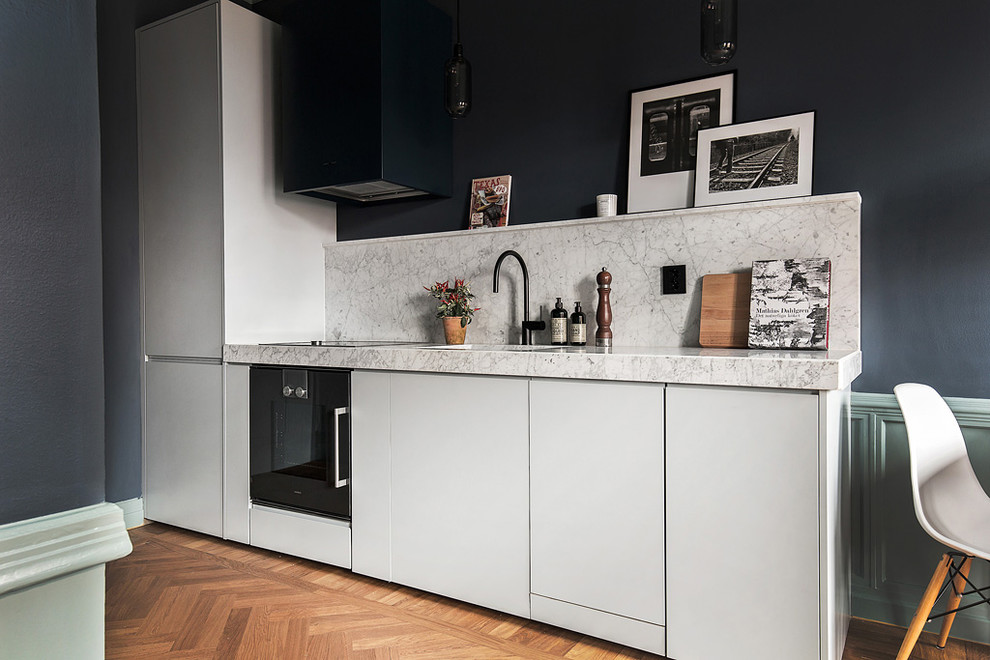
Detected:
[0,502,132,596]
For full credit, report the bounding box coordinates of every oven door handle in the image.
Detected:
[331,406,350,488]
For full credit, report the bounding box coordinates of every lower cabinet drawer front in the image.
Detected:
[250,505,351,569]
[530,594,665,656]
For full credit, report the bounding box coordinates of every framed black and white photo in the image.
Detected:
[694,111,815,207]
[627,72,734,213]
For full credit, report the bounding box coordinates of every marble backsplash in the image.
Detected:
[325,193,861,349]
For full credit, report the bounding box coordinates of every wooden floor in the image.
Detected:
[843,618,990,660]
[107,523,990,659]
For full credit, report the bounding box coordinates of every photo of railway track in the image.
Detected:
[693,111,814,208]
[708,129,799,192]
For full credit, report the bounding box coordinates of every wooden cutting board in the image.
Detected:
[699,273,752,348]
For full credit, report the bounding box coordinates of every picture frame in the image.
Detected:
[627,72,734,213]
[468,175,512,229]
[694,111,815,207]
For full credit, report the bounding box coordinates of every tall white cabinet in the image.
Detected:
[137,0,334,537]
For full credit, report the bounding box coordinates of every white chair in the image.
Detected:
[893,383,990,659]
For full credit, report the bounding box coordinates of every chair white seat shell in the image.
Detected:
[895,382,990,561]
[893,382,990,659]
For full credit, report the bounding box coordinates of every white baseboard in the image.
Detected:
[114,497,146,529]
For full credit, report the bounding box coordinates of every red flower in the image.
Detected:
[424,277,479,321]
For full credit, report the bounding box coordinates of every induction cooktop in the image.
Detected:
[264,340,423,348]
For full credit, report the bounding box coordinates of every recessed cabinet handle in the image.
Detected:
[332,406,349,488]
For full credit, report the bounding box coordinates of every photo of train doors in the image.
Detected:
[640,89,721,177]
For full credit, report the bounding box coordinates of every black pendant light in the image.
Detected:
[701,0,737,65]
[444,0,471,118]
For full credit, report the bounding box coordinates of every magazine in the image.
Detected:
[748,258,831,350]
[468,175,512,229]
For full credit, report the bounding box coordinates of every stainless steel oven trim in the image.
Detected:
[332,406,349,489]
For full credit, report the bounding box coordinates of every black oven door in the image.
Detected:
[249,366,350,520]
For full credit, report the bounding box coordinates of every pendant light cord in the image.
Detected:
[456,0,461,44]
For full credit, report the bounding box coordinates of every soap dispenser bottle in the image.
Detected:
[569,302,586,346]
[551,298,568,345]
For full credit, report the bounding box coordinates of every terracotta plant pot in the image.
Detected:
[442,316,468,345]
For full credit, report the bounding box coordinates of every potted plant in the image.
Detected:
[424,278,480,344]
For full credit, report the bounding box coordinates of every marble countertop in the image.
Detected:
[224,343,862,391]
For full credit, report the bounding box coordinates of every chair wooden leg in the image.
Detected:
[937,555,973,648]
[896,553,953,660]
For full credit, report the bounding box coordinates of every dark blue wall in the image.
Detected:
[337,1,990,399]
[0,0,105,525]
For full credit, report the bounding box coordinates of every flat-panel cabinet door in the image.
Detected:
[389,372,530,618]
[350,370,392,581]
[665,385,820,660]
[138,5,223,358]
[530,379,665,624]
[145,360,223,536]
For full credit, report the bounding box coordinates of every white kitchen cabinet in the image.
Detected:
[222,364,250,544]
[388,372,531,618]
[249,505,351,568]
[350,370,392,581]
[138,1,334,536]
[530,379,666,654]
[144,360,223,535]
[230,358,851,658]
[138,0,334,353]
[665,384,848,660]
[138,5,223,359]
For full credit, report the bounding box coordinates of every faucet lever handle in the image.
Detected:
[522,320,546,331]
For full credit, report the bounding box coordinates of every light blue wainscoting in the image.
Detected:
[851,392,990,644]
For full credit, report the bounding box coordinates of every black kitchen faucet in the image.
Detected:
[492,250,546,345]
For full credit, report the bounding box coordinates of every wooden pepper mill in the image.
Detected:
[595,267,612,348]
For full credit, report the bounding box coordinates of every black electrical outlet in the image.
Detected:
[662,265,687,295]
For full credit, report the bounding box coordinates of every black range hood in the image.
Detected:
[280,0,452,204]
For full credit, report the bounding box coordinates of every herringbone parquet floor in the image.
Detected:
[106,523,660,659]
[106,523,990,659]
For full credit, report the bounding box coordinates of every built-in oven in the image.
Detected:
[249,366,350,521]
